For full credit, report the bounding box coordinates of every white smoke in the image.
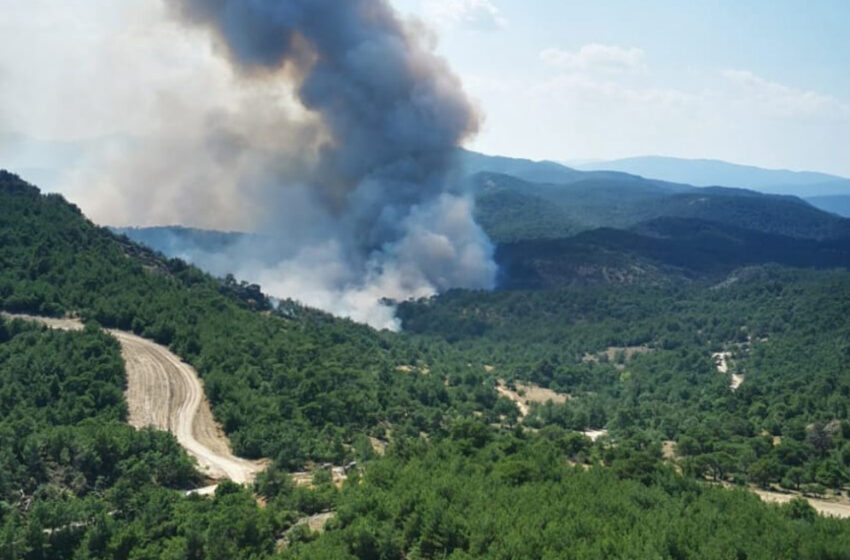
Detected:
[160,193,495,330]
[1,0,498,330]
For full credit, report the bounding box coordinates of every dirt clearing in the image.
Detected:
[2,312,84,331]
[753,488,850,519]
[713,351,744,390]
[581,429,608,441]
[583,346,652,367]
[496,380,569,418]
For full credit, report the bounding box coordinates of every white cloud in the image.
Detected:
[423,0,507,31]
[540,43,646,73]
[532,74,693,109]
[722,69,850,120]
[532,51,848,124]
[465,48,850,176]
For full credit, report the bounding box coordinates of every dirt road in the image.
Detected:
[2,312,264,485]
[713,351,744,390]
[112,330,264,483]
[754,488,850,519]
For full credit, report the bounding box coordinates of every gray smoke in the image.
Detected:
[153,0,497,329]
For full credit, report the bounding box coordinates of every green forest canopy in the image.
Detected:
[2,171,850,558]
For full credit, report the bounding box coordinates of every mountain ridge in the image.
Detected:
[577,155,850,197]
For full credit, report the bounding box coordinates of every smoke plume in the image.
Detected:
[151,0,497,329]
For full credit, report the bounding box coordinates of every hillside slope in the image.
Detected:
[472,172,850,242]
[497,218,850,289]
[808,195,850,218]
[0,170,497,468]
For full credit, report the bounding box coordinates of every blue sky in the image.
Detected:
[391,0,850,175]
[1,0,849,180]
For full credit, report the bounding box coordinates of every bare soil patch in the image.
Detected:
[369,437,388,456]
[496,380,569,418]
[1,312,83,331]
[753,487,850,519]
[712,351,745,390]
[581,429,608,441]
[291,466,349,488]
[396,364,430,375]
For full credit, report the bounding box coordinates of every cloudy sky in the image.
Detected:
[1,0,849,183]
[393,0,850,175]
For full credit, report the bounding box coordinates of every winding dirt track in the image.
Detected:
[754,488,850,519]
[2,313,264,486]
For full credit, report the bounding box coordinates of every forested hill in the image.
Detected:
[472,171,850,243]
[0,170,499,467]
[5,169,850,557]
[397,266,850,501]
[496,217,850,289]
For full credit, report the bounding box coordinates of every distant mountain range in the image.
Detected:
[576,155,850,198]
[5,132,849,215]
[470,172,850,241]
[113,150,850,291]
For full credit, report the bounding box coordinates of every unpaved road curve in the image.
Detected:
[754,488,850,519]
[2,313,264,485]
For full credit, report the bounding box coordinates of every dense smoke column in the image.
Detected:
[168,0,496,329]
[170,0,479,240]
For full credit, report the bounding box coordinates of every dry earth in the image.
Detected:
[299,511,335,532]
[290,467,348,488]
[395,364,430,375]
[369,436,388,456]
[495,379,606,440]
[2,313,264,489]
[753,488,850,519]
[2,312,84,331]
[496,380,569,418]
[712,351,744,390]
[496,379,605,440]
[581,429,609,441]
